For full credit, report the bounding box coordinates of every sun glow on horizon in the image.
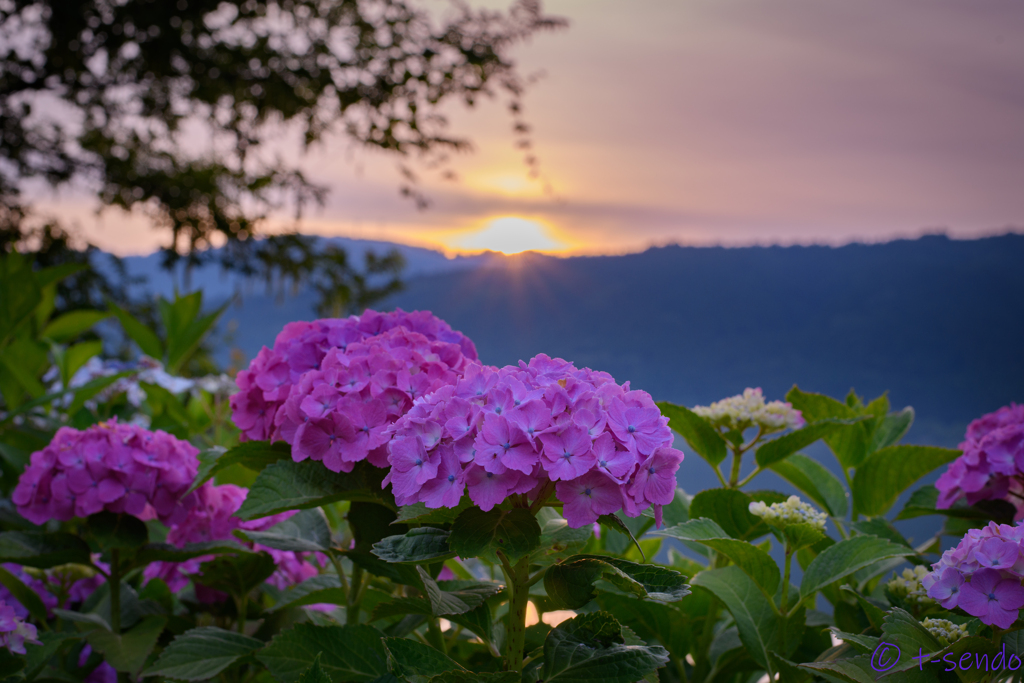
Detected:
[451,217,568,255]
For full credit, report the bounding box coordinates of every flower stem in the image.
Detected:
[504,554,532,672]
[729,447,743,487]
[109,549,121,634]
[347,565,364,625]
[427,618,448,654]
[780,545,794,615]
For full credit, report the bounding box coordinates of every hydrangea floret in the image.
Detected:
[0,600,41,654]
[935,403,1024,519]
[920,618,969,647]
[923,521,1024,628]
[143,482,323,601]
[748,495,827,530]
[885,566,937,607]
[231,310,478,474]
[384,354,684,527]
[12,420,200,526]
[692,387,805,433]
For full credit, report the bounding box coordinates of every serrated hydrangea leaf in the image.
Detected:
[769,453,849,517]
[598,513,645,560]
[237,460,391,520]
[755,418,866,468]
[544,555,688,610]
[0,531,93,568]
[800,536,914,600]
[297,653,334,683]
[849,519,913,549]
[541,611,669,683]
[448,508,541,563]
[852,445,961,517]
[781,523,827,551]
[690,566,779,671]
[143,626,264,681]
[828,629,879,654]
[189,441,291,495]
[426,673,519,683]
[870,408,914,453]
[86,615,167,674]
[657,402,728,467]
[257,624,389,683]
[370,598,495,647]
[372,528,455,564]
[269,575,348,613]
[652,518,779,595]
[396,498,474,525]
[415,567,502,616]
[195,552,276,599]
[239,508,333,552]
[594,594,689,662]
[689,489,780,541]
[799,656,877,683]
[382,637,465,678]
[343,551,422,585]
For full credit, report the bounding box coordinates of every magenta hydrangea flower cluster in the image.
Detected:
[923,522,1024,629]
[143,482,322,601]
[936,403,1024,518]
[0,600,40,655]
[384,354,684,528]
[231,309,478,443]
[12,420,199,526]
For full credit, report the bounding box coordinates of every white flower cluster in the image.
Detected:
[748,495,827,530]
[921,618,969,646]
[693,388,805,432]
[886,566,937,606]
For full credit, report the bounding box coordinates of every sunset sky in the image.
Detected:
[42,0,1024,256]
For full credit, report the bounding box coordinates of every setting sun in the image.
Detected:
[454,217,566,255]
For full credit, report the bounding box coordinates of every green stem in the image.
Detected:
[842,468,858,522]
[109,549,121,634]
[237,594,248,634]
[712,465,728,488]
[504,554,532,672]
[728,447,743,487]
[347,565,364,625]
[427,618,448,654]
[735,465,763,489]
[780,545,793,615]
[328,553,350,594]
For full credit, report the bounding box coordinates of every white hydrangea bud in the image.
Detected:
[747,495,827,530]
[693,388,805,433]
[886,566,936,606]
[921,618,968,646]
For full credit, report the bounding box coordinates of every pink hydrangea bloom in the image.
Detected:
[385,355,684,527]
[12,420,199,526]
[935,404,1024,518]
[923,521,1024,627]
[230,309,478,443]
[0,599,41,654]
[143,483,323,602]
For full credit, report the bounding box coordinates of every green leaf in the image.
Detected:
[372,528,455,564]
[0,531,92,568]
[143,626,264,680]
[190,441,292,494]
[544,554,689,609]
[852,445,962,517]
[541,611,669,683]
[64,340,103,381]
[270,575,348,613]
[109,302,163,359]
[780,522,826,551]
[850,519,913,550]
[598,513,645,561]
[799,656,877,683]
[41,310,111,342]
[691,566,783,671]
[871,407,915,452]
[0,565,50,623]
[786,387,875,469]
[770,453,849,517]
[651,518,779,595]
[754,418,867,468]
[33,262,88,289]
[257,624,389,683]
[382,637,465,678]
[688,488,768,541]
[530,510,592,565]
[415,567,502,616]
[86,615,167,674]
[236,460,391,520]
[657,401,727,467]
[349,502,405,553]
[166,299,229,374]
[65,371,135,415]
[394,498,474,525]
[239,508,333,553]
[448,507,541,564]
[0,253,42,349]
[194,552,277,599]
[83,511,149,551]
[426,673,518,683]
[134,540,247,565]
[298,653,334,683]
[20,631,75,682]
[828,629,879,654]
[800,535,914,599]
[370,597,495,648]
[839,586,887,630]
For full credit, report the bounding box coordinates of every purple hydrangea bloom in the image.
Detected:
[385,354,684,527]
[924,521,1024,626]
[143,483,324,601]
[12,420,199,526]
[936,404,1024,519]
[0,599,41,654]
[230,310,478,443]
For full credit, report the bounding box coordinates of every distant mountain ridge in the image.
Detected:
[218,233,1024,452]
